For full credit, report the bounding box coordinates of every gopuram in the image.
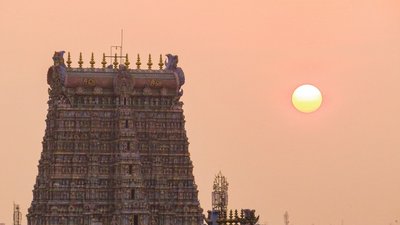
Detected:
[27,52,203,225]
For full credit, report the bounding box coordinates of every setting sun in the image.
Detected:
[292,84,322,113]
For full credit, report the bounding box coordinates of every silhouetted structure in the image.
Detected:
[206,173,259,225]
[13,203,21,225]
[284,212,289,225]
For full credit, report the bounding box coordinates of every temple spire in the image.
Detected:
[125,53,130,68]
[158,54,164,69]
[78,52,83,68]
[113,53,119,69]
[136,54,141,69]
[212,171,229,213]
[66,52,72,68]
[90,52,95,68]
[101,53,107,69]
[147,54,153,69]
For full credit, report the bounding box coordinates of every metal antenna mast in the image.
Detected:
[107,29,125,64]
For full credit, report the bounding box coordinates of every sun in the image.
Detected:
[292,84,322,113]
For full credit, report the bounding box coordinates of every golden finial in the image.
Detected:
[234,210,239,225]
[136,54,141,69]
[124,53,130,68]
[240,210,244,219]
[66,52,72,68]
[90,52,95,69]
[158,54,164,69]
[101,53,107,69]
[113,53,119,69]
[229,210,233,221]
[147,54,153,70]
[78,52,83,68]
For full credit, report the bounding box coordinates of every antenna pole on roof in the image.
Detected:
[106,29,126,66]
[120,29,123,64]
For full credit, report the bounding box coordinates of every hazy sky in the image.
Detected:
[1,1,400,225]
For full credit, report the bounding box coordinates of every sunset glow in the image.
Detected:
[292,84,322,113]
[1,1,400,225]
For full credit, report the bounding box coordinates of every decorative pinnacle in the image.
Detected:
[101,53,107,69]
[158,54,164,69]
[66,52,72,68]
[212,171,229,212]
[90,52,95,69]
[125,53,130,68]
[78,52,83,68]
[113,53,119,69]
[147,54,153,70]
[136,54,141,69]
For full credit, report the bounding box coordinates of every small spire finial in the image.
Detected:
[125,53,130,68]
[212,171,229,212]
[66,52,72,68]
[101,53,107,69]
[113,53,119,69]
[78,52,83,68]
[90,52,95,69]
[158,54,164,69]
[136,54,141,69]
[147,54,153,70]
[234,209,239,225]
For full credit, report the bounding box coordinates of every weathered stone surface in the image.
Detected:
[28,55,203,225]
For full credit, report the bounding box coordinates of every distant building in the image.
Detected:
[13,203,22,225]
[27,52,203,225]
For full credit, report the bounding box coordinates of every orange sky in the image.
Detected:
[1,1,400,225]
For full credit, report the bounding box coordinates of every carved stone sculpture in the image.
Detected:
[27,52,203,225]
[165,54,185,87]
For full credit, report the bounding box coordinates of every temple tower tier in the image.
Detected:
[27,52,203,225]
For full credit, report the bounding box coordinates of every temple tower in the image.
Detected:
[27,52,203,225]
